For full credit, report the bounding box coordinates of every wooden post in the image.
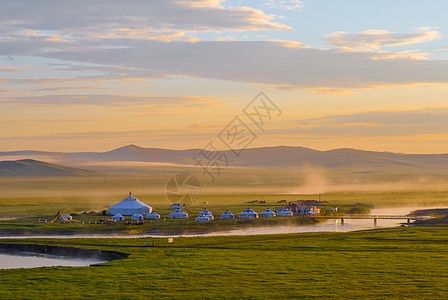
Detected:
[374,218,377,227]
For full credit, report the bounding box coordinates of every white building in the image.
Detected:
[131,213,144,221]
[146,211,160,220]
[170,203,183,210]
[195,216,211,222]
[169,209,188,219]
[112,214,124,221]
[239,208,259,219]
[198,208,214,220]
[109,192,152,216]
[277,209,293,217]
[220,210,235,219]
[260,208,276,218]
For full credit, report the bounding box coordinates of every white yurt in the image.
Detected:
[195,216,211,222]
[170,203,183,210]
[169,209,188,219]
[60,214,72,221]
[239,208,259,219]
[146,211,160,220]
[260,208,276,218]
[198,208,214,220]
[131,213,144,221]
[112,214,125,221]
[109,192,152,216]
[277,209,293,217]
[220,210,235,220]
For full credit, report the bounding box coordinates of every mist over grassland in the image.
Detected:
[1,163,448,218]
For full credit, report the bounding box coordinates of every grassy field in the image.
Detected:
[1,226,448,299]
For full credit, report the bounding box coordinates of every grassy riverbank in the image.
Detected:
[1,226,448,299]
[0,214,319,236]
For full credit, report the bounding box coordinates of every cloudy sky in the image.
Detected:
[1,0,447,153]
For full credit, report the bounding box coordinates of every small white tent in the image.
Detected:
[260,208,276,218]
[198,208,214,220]
[169,209,188,219]
[131,213,144,221]
[112,214,124,221]
[220,210,235,219]
[109,192,152,216]
[239,208,258,219]
[146,211,160,220]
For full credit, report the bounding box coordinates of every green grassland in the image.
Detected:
[1,226,448,299]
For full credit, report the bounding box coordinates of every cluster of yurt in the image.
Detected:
[108,193,297,222]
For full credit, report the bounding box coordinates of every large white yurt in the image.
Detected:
[109,192,152,216]
[195,216,211,222]
[198,208,214,220]
[260,208,276,218]
[146,211,160,220]
[220,210,235,220]
[239,208,259,219]
[277,209,293,217]
[112,214,125,221]
[169,209,188,219]
[131,213,144,221]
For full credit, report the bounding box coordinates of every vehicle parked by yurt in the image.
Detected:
[220,210,235,219]
[109,192,152,216]
[238,208,258,219]
[169,209,188,219]
[198,208,214,220]
[195,216,211,222]
[146,211,160,220]
[277,208,293,217]
[112,214,125,221]
[131,213,144,221]
[260,208,276,217]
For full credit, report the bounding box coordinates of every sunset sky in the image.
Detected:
[1,0,448,153]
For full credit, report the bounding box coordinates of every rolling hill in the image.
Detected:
[1,145,448,173]
[0,159,96,176]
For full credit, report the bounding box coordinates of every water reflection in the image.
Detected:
[0,253,105,269]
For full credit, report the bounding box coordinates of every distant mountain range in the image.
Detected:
[0,159,95,177]
[2,144,448,174]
